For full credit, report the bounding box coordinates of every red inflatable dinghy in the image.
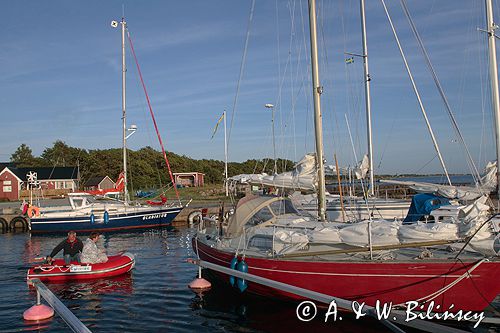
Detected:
[27,252,135,282]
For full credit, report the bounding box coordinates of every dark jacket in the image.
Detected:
[49,238,83,258]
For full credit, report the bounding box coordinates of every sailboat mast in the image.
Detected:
[224,110,229,196]
[121,18,129,203]
[308,0,326,221]
[360,0,374,196]
[486,0,500,196]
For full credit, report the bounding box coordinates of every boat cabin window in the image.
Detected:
[247,207,274,226]
[248,235,273,250]
[269,199,299,215]
[72,198,84,208]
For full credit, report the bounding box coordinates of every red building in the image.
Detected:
[0,165,79,201]
[173,172,205,187]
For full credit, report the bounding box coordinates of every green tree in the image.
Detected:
[11,144,36,166]
[41,140,88,167]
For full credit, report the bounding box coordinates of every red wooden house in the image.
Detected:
[0,164,79,201]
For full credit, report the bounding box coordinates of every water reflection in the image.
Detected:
[6,227,483,332]
[189,283,390,333]
[34,274,135,298]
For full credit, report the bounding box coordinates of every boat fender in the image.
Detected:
[229,257,238,287]
[236,260,248,292]
[90,213,95,224]
[104,211,109,224]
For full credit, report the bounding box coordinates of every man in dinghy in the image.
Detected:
[46,231,83,265]
[81,232,108,264]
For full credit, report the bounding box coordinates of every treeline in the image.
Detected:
[9,141,295,189]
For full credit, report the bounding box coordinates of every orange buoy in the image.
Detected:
[23,304,54,321]
[189,266,211,291]
[189,278,212,290]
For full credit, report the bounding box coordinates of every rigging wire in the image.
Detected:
[317,0,339,164]
[299,0,312,154]
[227,0,256,147]
[288,0,298,163]
[400,0,482,186]
[381,0,452,186]
[340,0,365,165]
[126,30,180,203]
[413,154,438,175]
[127,47,165,192]
[478,0,488,168]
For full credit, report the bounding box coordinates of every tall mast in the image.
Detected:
[224,110,229,196]
[120,18,129,203]
[486,0,500,196]
[308,0,326,221]
[360,0,374,196]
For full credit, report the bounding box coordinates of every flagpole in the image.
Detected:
[224,110,228,196]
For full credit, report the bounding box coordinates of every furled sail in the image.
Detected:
[380,161,497,200]
[227,153,356,191]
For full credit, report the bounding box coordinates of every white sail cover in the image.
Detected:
[303,196,495,253]
[229,195,497,256]
[227,153,353,191]
[228,154,318,191]
[380,161,497,200]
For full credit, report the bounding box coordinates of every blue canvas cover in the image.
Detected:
[403,193,450,223]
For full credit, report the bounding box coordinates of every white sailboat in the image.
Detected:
[29,17,186,233]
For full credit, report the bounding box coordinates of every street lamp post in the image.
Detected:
[265,103,277,174]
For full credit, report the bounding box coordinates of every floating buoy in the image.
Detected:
[236,260,248,292]
[189,266,211,291]
[23,304,54,321]
[229,257,238,287]
[189,278,212,290]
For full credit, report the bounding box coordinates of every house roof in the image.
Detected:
[9,167,78,181]
[0,162,17,172]
[173,172,205,176]
[84,176,112,187]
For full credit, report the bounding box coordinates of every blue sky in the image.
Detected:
[0,0,497,175]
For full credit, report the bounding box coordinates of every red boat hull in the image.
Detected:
[194,239,500,312]
[27,253,135,282]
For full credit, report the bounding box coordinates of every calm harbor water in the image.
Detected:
[0,227,494,332]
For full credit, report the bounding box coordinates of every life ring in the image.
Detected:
[9,216,28,232]
[188,210,202,225]
[0,217,8,233]
[27,206,40,218]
